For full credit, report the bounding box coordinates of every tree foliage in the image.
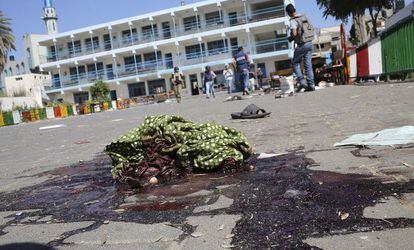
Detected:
[316,0,395,40]
[0,11,16,72]
[90,80,110,102]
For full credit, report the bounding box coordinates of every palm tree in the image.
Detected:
[0,11,15,72]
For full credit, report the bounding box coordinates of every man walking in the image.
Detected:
[286,4,315,92]
[233,47,250,95]
[171,66,184,103]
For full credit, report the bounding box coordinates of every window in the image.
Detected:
[128,82,146,97]
[103,34,111,50]
[183,16,200,31]
[185,44,206,59]
[85,37,99,51]
[73,92,89,104]
[205,11,223,27]
[274,59,291,71]
[162,22,171,39]
[207,40,228,55]
[230,37,238,55]
[228,12,238,26]
[52,74,61,88]
[87,63,98,78]
[68,40,81,55]
[106,64,114,80]
[122,28,137,44]
[124,55,141,71]
[70,66,86,81]
[148,79,166,94]
[143,52,161,71]
[165,53,173,69]
[142,25,158,40]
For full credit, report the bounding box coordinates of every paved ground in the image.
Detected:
[0,83,413,249]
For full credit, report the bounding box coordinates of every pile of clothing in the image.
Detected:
[105,115,252,188]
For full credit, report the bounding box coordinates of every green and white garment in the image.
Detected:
[105,115,252,181]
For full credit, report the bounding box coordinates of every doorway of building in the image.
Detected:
[189,74,200,95]
[110,90,117,101]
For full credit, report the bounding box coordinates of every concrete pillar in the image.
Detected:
[144,80,150,96]
[108,26,114,49]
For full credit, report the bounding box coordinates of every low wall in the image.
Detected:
[0,97,39,111]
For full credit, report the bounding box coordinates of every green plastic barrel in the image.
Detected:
[2,111,14,126]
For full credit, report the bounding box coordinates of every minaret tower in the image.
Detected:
[42,0,59,35]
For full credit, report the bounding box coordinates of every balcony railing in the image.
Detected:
[42,4,286,63]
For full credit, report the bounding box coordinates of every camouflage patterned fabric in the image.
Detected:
[105,115,252,187]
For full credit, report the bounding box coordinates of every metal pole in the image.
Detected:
[89,32,95,54]
[175,42,181,67]
[172,13,177,37]
[133,51,139,76]
[53,41,59,61]
[154,46,159,72]
[218,4,223,25]
[113,56,119,79]
[75,63,81,85]
[71,36,76,58]
[150,20,156,42]
[195,9,200,33]
[108,26,114,50]
[129,24,134,46]
[243,0,249,23]
[58,67,62,88]
[199,40,204,63]
[222,35,227,54]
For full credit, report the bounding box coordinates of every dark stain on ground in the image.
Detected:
[0,153,413,249]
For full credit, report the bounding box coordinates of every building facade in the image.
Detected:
[4,74,51,108]
[37,0,295,104]
[0,34,49,91]
[312,26,343,65]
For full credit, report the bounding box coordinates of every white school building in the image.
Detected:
[37,0,295,104]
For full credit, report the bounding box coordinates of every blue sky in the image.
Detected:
[1,0,412,58]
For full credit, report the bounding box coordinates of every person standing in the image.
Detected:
[286,4,315,92]
[171,66,184,103]
[257,67,264,89]
[223,64,234,94]
[233,47,250,96]
[249,64,257,92]
[204,66,216,99]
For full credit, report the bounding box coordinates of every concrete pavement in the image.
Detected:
[0,83,413,249]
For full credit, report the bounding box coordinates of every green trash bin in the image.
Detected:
[67,105,74,116]
[39,108,47,120]
[2,111,14,126]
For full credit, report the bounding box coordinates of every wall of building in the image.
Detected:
[0,97,40,111]
[4,74,51,107]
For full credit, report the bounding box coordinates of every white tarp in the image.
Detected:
[335,126,414,147]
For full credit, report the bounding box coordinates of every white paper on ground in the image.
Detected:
[39,124,66,130]
[258,152,289,159]
[334,126,414,147]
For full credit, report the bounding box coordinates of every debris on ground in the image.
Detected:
[105,115,252,188]
[231,104,271,120]
[335,126,414,147]
[39,124,66,130]
[224,96,243,102]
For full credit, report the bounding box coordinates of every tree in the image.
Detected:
[90,80,110,102]
[316,0,394,44]
[0,11,15,72]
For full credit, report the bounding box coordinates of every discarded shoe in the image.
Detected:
[231,104,271,119]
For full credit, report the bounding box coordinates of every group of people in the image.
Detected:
[171,46,265,102]
[171,3,316,102]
